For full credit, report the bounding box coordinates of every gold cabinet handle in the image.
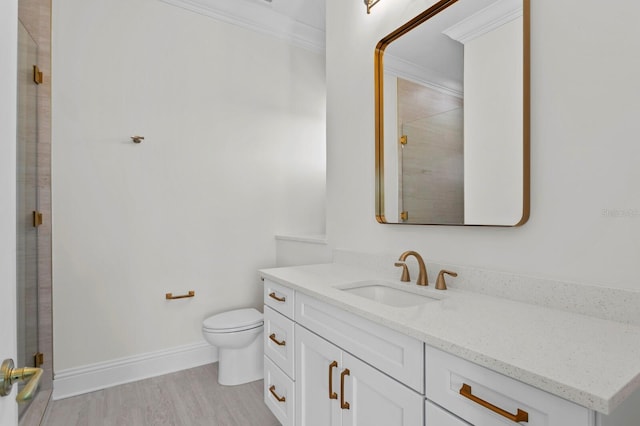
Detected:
[460,383,529,423]
[328,361,338,400]
[268,292,286,302]
[340,368,350,409]
[269,385,286,403]
[269,333,286,346]
[0,359,43,403]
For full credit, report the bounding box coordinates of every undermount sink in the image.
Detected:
[337,280,441,307]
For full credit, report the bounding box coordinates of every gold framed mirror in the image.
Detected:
[375,0,529,225]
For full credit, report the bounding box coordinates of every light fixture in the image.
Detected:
[365,0,381,14]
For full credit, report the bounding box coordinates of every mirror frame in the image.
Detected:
[374,0,530,226]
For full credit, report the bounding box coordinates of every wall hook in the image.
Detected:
[131,136,145,143]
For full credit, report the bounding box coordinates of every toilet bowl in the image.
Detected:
[202,308,264,386]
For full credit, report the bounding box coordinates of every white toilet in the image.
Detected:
[202,308,264,386]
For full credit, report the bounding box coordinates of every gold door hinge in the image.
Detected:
[34,353,44,368]
[400,135,407,145]
[33,65,43,85]
[400,211,409,221]
[32,211,43,228]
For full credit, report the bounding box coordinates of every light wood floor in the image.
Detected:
[41,363,280,426]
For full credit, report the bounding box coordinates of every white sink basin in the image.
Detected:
[338,280,441,307]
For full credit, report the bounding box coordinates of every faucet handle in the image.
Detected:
[435,270,458,290]
[394,262,410,282]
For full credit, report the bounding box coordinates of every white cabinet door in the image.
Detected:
[296,325,342,426]
[342,352,424,426]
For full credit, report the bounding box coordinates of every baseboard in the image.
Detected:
[52,341,218,400]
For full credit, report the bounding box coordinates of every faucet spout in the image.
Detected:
[398,251,428,286]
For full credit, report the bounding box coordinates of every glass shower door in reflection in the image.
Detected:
[400,107,465,225]
[16,21,40,419]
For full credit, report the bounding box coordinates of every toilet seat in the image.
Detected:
[203,308,263,333]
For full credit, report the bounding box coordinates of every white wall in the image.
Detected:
[52,0,326,371]
[464,17,523,225]
[0,0,18,423]
[326,0,640,290]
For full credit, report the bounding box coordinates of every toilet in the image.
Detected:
[202,308,264,386]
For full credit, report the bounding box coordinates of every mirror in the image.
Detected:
[375,0,529,225]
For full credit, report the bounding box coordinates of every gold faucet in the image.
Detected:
[435,269,457,290]
[398,251,428,286]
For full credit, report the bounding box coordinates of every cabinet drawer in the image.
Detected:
[264,279,295,319]
[426,401,471,426]
[264,305,295,379]
[425,346,593,426]
[296,292,424,393]
[264,356,295,426]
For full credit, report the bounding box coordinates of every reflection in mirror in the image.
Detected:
[375,0,529,226]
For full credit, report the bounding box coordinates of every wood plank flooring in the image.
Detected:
[41,363,280,426]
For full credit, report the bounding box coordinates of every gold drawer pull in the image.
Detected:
[269,333,286,346]
[165,291,195,300]
[268,292,286,302]
[340,368,350,409]
[328,361,338,400]
[460,383,529,423]
[269,385,286,403]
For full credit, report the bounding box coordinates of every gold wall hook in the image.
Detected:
[1,359,44,403]
[131,136,145,143]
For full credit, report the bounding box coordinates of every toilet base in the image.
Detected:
[217,334,264,386]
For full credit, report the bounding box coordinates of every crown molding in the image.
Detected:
[159,0,325,53]
[385,53,463,99]
[443,0,522,45]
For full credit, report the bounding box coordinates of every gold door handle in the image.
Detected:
[328,361,338,400]
[269,385,286,403]
[269,333,286,346]
[268,292,286,302]
[460,383,529,423]
[0,359,44,403]
[340,368,350,409]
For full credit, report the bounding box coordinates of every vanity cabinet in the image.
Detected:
[263,277,601,426]
[296,324,423,426]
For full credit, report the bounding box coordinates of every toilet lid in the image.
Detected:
[203,308,263,331]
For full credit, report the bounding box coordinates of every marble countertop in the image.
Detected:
[259,262,640,415]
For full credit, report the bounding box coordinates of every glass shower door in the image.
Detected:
[400,107,465,224]
[16,21,40,418]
